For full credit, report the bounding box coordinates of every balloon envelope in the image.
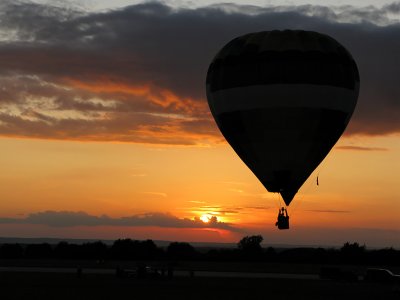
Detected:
[206,30,359,205]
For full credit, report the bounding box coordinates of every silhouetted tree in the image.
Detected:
[238,235,263,253]
[54,241,69,259]
[25,243,53,259]
[136,239,162,259]
[367,247,400,266]
[0,243,23,258]
[80,241,108,260]
[167,242,197,260]
[340,242,366,264]
[54,241,80,259]
[110,238,162,260]
[110,239,136,260]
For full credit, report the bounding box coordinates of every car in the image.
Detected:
[364,268,400,283]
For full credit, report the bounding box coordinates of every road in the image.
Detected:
[0,266,319,279]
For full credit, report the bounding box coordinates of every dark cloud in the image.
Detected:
[306,210,351,213]
[384,2,400,13]
[196,208,241,215]
[191,205,243,216]
[0,1,399,144]
[245,206,271,211]
[0,210,241,231]
[336,145,388,151]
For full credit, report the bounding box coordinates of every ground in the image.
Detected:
[0,271,399,300]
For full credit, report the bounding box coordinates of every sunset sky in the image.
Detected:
[0,0,399,248]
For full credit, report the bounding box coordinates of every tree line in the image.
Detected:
[0,235,399,266]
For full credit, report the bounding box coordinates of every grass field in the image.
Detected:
[0,271,399,300]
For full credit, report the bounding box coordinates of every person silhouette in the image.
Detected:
[276,207,289,229]
[275,208,284,226]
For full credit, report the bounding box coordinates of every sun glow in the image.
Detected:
[200,214,212,223]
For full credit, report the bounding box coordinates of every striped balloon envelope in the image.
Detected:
[206,30,359,206]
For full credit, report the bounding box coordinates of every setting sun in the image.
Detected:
[200,214,212,223]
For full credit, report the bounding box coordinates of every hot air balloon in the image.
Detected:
[206,30,359,219]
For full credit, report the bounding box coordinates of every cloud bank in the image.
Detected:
[0,1,399,145]
[0,210,241,232]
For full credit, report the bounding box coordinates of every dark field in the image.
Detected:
[1,270,399,300]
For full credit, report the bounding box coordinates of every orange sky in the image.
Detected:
[0,1,399,248]
[0,134,399,247]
